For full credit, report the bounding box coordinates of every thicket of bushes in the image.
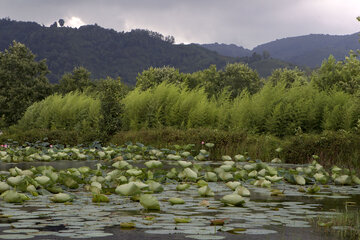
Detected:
[121,81,360,136]
[1,41,360,167]
[110,128,360,168]
[14,92,102,135]
[2,127,358,168]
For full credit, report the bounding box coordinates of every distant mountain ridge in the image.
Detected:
[202,32,360,68]
[0,18,236,84]
[201,43,252,58]
[0,18,310,84]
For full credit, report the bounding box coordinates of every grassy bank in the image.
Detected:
[1,127,359,169]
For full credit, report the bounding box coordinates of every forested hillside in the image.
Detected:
[253,33,360,67]
[0,18,235,84]
[202,33,359,68]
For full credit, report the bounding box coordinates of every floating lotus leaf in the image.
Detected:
[26,185,36,193]
[0,182,10,193]
[2,190,28,203]
[7,176,24,187]
[205,172,218,182]
[271,158,282,163]
[148,181,163,193]
[254,179,271,188]
[115,182,141,196]
[219,172,233,181]
[112,161,130,170]
[139,194,160,210]
[34,176,51,186]
[176,183,190,191]
[234,186,250,197]
[174,217,191,223]
[248,170,257,178]
[265,175,283,182]
[92,193,109,203]
[144,160,162,168]
[198,186,214,197]
[50,193,72,203]
[306,185,321,194]
[183,168,197,180]
[244,164,256,171]
[120,222,136,228]
[234,154,245,161]
[221,155,232,161]
[126,169,143,176]
[314,173,328,184]
[220,165,232,172]
[200,149,208,155]
[258,169,266,177]
[331,166,342,174]
[197,180,208,187]
[270,189,285,196]
[169,197,185,205]
[221,194,245,207]
[294,175,306,185]
[90,181,102,190]
[178,161,192,168]
[352,175,360,185]
[205,143,214,148]
[226,181,241,190]
[334,175,351,185]
[78,166,91,174]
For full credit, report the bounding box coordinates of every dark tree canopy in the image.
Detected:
[0,41,52,126]
[58,19,65,27]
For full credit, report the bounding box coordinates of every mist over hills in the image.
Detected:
[202,32,360,68]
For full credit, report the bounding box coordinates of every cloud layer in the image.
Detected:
[0,0,359,49]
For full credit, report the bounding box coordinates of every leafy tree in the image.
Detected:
[312,53,360,94]
[262,51,270,60]
[0,41,51,126]
[56,66,94,94]
[220,63,261,97]
[58,19,65,27]
[93,77,129,135]
[267,67,308,88]
[136,66,187,91]
[50,21,57,28]
[187,65,222,97]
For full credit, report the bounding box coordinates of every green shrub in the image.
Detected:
[15,92,102,135]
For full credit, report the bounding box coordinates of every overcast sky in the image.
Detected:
[0,0,359,49]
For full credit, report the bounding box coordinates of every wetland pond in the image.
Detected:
[0,143,358,239]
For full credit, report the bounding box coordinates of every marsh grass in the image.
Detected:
[311,203,360,240]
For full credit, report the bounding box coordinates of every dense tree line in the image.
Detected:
[0,18,299,85]
[1,25,360,137]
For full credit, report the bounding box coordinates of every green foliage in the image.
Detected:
[0,18,235,84]
[221,63,261,96]
[93,77,129,135]
[0,41,52,126]
[15,92,102,135]
[122,82,228,130]
[55,66,94,94]
[110,128,360,168]
[267,67,308,87]
[312,53,360,94]
[186,63,261,98]
[136,66,187,90]
[122,79,360,136]
[229,82,359,136]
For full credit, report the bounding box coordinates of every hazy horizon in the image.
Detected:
[1,0,359,49]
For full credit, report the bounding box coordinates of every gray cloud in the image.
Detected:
[0,0,359,49]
